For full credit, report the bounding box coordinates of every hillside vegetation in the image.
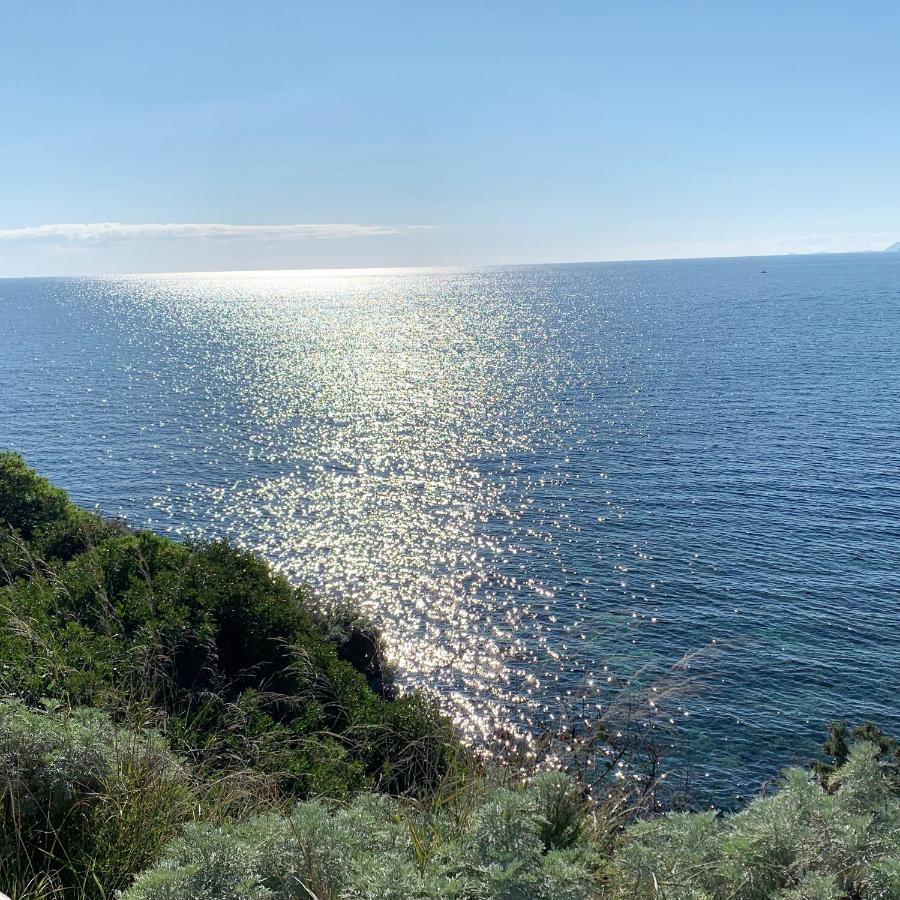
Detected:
[1,451,898,899]
[0,451,455,800]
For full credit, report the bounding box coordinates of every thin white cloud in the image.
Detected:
[0,222,417,242]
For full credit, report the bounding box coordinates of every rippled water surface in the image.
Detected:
[2,255,898,797]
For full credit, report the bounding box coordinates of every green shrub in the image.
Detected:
[0,453,72,540]
[0,452,460,799]
[0,699,192,899]
[611,740,900,899]
[315,602,397,698]
[121,775,600,900]
[812,721,900,791]
[530,770,589,851]
[0,452,114,584]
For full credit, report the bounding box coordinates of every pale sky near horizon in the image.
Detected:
[1,1,898,276]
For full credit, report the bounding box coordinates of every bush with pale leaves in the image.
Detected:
[121,772,600,900]
[611,741,900,899]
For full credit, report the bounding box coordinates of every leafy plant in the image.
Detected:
[612,739,900,899]
[121,775,600,900]
[0,700,191,899]
[812,720,900,791]
[0,452,460,800]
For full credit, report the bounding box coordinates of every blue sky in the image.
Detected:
[1,1,898,275]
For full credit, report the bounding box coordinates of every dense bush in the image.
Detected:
[0,452,458,799]
[4,699,897,900]
[0,452,71,540]
[0,695,602,899]
[811,720,900,790]
[0,700,191,899]
[121,772,601,900]
[611,740,900,899]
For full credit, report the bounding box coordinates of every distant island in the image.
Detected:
[885,242,900,252]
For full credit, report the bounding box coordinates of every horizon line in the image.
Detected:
[0,246,896,281]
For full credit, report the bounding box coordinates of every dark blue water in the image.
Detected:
[1,254,898,798]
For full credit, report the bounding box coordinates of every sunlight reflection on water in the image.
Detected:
[125,269,578,742]
[2,256,899,795]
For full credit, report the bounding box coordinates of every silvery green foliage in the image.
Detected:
[612,740,900,899]
[121,774,600,900]
[0,699,179,830]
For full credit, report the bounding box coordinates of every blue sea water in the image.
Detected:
[1,253,898,799]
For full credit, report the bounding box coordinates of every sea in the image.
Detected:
[2,252,898,801]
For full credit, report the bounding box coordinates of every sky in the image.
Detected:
[1,1,899,276]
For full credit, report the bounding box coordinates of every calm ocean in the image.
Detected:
[2,253,898,799]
